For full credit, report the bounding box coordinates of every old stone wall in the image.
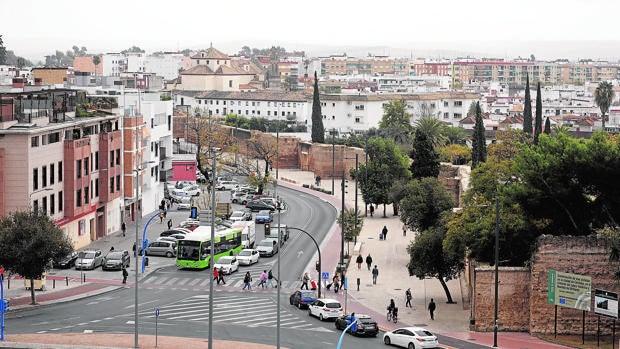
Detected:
[438,163,463,207]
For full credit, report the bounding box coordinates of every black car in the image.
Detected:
[55,251,79,269]
[334,314,379,337]
[102,250,131,271]
[245,200,275,212]
[160,229,189,237]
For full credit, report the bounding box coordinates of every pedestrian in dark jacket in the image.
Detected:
[405,288,412,308]
[382,226,388,240]
[356,254,363,269]
[167,219,173,230]
[121,222,126,237]
[369,204,374,217]
[366,254,373,270]
[122,266,128,284]
[428,298,436,320]
[218,267,226,285]
[372,265,379,284]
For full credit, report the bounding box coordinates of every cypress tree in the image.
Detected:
[471,102,487,168]
[534,82,543,144]
[544,117,551,135]
[523,74,533,134]
[410,129,440,179]
[311,71,325,143]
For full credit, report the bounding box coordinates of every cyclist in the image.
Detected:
[387,299,396,319]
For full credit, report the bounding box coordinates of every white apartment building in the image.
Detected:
[144,53,185,81]
[102,53,126,77]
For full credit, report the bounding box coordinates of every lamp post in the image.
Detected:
[340,170,346,272]
[276,103,280,180]
[354,154,358,245]
[493,194,500,348]
[208,148,218,349]
[331,129,335,195]
[132,167,140,349]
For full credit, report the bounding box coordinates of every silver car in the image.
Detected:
[75,250,104,270]
[144,240,177,258]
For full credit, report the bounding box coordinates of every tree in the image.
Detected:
[399,177,454,233]
[378,99,413,145]
[544,117,551,135]
[336,208,364,255]
[413,117,446,149]
[93,55,101,76]
[407,213,461,303]
[467,101,477,117]
[471,102,487,168]
[0,34,6,65]
[523,75,533,134]
[595,81,615,131]
[247,135,277,182]
[311,71,325,143]
[534,82,543,144]
[121,46,145,54]
[187,111,234,186]
[442,126,467,145]
[0,210,73,304]
[410,129,440,179]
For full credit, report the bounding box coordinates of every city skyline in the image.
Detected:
[3,0,620,62]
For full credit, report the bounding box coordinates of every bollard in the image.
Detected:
[66,276,69,286]
[357,278,360,291]
[83,274,86,283]
[7,277,9,289]
[53,279,55,289]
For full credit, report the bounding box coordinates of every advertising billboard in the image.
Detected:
[594,289,618,318]
[548,270,591,311]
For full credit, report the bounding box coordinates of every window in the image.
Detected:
[31,136,39,147]
[33,168,39,190]
[95,178,99,197]
[48,132,60,144]
[33,200,38,212]
[84,157,89,175]
[84,186,89,204]
[110,150,114,167]
[116,175,120,191]
[58,161,63,182]
[42,166,47,187]
[42,196,48,214]
[50,194,55,214]
[443,112,449,118]
[50,163,55,184]
[229,80,232,88]
[58,191,63,211]
[76,160,82,178]
[110,177,114,193]
[76,189,82,207]
[115,149,120,165]
[454,101,463,107]
[453,113,462,119]
[444,101,449,107]
[95,151,99,170]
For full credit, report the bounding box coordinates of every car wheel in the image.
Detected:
[289,299,294,305]
[298,302,302,309]
[408,343,415,349]
[319,314,324,321]
[308,309,312,317]
[165,251,174,258]
[384,336,391,345]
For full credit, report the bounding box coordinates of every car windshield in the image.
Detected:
[325,302,341,308]
[258,241,272,247]
[231,212,243,217]
[80,252,95,259]
[238,250,252,256]
[107,252,123,260]
[258,211,269,215]
[300,291,316,298]
[218,257,233,264]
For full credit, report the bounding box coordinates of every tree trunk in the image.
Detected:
[29,278,37,305]
[392,203,399,216]
[437,274,456,304]
[383,204,387,218]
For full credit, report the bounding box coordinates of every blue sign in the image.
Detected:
[322,272,329,280]
[343,277,347,290]
[155,308,160,317]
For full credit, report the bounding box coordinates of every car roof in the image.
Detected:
[316,298,339,303]
[258,210,270,213]
[395,327,433,332]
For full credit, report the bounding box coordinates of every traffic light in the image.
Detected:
[264,223,270,235]
[315,260,320,272]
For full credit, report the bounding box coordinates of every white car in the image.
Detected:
[213,256,239,274]
[229,210,252,222]
[216,181,239,191]
[308,298,343,321]
[180,185,202,196]
[236,249,260,265]
[382,327,439,349]
[177,197,192,210]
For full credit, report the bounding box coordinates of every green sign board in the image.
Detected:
[548,270,591,311]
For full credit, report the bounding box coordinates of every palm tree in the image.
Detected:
[595,81,615,131]
[92,55,101,79]
[413,117,447,149]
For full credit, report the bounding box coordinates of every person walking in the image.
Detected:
[365,254,373,271]
[159,211,164,223]
[122,266,128,284]
[382,225,388,240]
[405,288,412,308]
[242,271,252,290]
[218,267,226,285]
[356,254,363,269]
[372,265,379,285]
[402,224,407,237]
[369,204,374,217]
[301,272,310,290]
[213,267,220,285]
[132,242,136,257]
[258,270,267,288]
[428,298,436,320]
[267,269,275,288]
[121,222,126,237]
[333,274,340,293]
[167,219,173,230]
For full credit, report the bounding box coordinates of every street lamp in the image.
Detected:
[132,167,140,349]
[493,194,500,347]
[208,148,219,349]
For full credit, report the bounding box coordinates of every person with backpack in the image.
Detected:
[356,254,363,269]
[243,271,252,290]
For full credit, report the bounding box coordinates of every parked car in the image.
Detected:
[143,240,177,258]
[290,290,318,309]
[55,251,79,269]
[268,225,290,241]
[102,250,131,271]
[259,197,281,209]
[335,314,379,337]
[213,256,239,274]
[246,200,275,212]
[170,189,192,203]
[160,229,191,237]
[382,327,439,349]
[75,249,104,270]
[308,298,343,321]
[231,191,249,203]
[255,210,273,223]
[177,197,193,210]
[236,249,260,265]
[157,236,178,244]
[215,181,239,191]
[229,210,253,222]
[256,238,279,257]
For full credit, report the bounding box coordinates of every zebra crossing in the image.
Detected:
[140,294,330,330]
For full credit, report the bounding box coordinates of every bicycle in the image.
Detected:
[386,308,398,324]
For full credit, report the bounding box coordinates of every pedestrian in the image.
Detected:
[372,265,379,285]
[356,254,363,269]
[213,266,220,285]
[315,175,320,186]
[163,210,167,219]
[121,222,126,237]
[159,199,165,211]
[402,224,407,237]
[317,175,321,186]
[365,254,373,271]
[122,266,128,284]
[110,246,115,252]
[301,272,310,290]
[382,225,388,240]
[258,270,267,288]
[369,204,374,217]
[243,271,252,290]
[428,298,436,320]
[167,219,173,230]
[166,198,171,210]
[333,274,340,293]
[405,288,412,308]
[218,267,226,285]
[132,242,136,257]
[159,212,164,223]
[267,269,275,288]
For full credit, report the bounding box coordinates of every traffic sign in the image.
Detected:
[322,272,329,280]
[155,308,160,317]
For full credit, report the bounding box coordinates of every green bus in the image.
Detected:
[176,226,243,269]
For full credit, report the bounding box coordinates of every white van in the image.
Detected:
[232,221,256,248]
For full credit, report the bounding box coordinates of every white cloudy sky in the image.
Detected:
[2,0,619,61]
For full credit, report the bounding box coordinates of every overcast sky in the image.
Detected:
[3,0,620,62]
